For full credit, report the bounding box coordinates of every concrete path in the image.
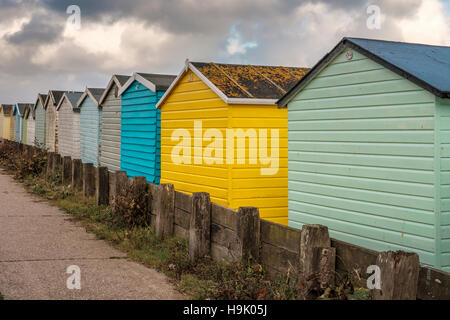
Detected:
[0,169,185,300]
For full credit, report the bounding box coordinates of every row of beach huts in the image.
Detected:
[1,37,450,271]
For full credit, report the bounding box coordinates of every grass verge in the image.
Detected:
[22,174,370,300]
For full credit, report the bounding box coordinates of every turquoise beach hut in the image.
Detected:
[278,37,450,271]
[117,72,176,184]
[78,88,105,167]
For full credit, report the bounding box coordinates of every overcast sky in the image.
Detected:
[0,0,449,103]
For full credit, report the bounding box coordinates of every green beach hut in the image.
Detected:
[278,37,450,271]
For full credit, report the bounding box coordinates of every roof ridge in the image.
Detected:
[346,37,450,49]
[211,62,254,98]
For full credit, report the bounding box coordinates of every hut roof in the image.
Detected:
[1,104,13,115]
[98,74,131,105]
[56,91,84,111]
[44,90,66,109]
[191,62,309,99]
[118,72,176,96]
[156,60,309,108]
[16,103,33,117]
[278,37,450,107]
[115,75,131,87]
[77,88,106,107]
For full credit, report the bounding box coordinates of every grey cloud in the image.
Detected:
[0,0,444,103]
[5,13,64,45]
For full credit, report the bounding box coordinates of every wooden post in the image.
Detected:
[108,170,117,204]
[237,207,260,262]
[53,153,61,175]
[96,166,110,206]
[72,159,83,191]
[83,163,95,198]
[131,176,148,218]
[62,156,72,185]
[132,176,148,197]
[155,184,175,240]
[189,192,211,262]
[372,251,420,300]
[312,247,336,289]
[46,152,54,176]
[300,225,331,277]
[114,171,129,198]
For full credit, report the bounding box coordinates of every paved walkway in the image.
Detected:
[0,169,185,300]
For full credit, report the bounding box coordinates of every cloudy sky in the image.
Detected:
[0,0,449,103]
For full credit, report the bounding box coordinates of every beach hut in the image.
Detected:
[156,61,308,225]
[45,91,65,153]
[1,105,14,140]
[20,104,33,145]
[13,104,25,142]
[78,88,105,166]
[22,106,28,144]
[98,75,130,171]
[118,72,176,184]
[34,94,48,148]
[0,105,4,139]
[278,37,450,271]
[57,91,84,159]
[24,105,36,146]
[1,105,15,140]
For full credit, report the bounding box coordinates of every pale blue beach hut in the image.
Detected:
[78,88,105,166]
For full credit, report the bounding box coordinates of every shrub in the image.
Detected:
[0,141,47,180]
[113,179,152,228]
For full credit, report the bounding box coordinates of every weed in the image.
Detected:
[113,179,152,228]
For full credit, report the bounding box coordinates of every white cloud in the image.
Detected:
[226,25,258,55]
[396,0,450,45]
[227,38,258,55]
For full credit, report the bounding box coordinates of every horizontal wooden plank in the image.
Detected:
[174,225,189,240]
[211,223,240,252]
[211,243,240,263]
[417,266,450,300]
[260,242,299,274]
[289,170,434,198]
[260,220,301,253]
[174,208,190,230]
[289,91,434,111]
[331,238,378,276]
[175,191,193,212]
[211,203,238,230]
[289,160,434,185]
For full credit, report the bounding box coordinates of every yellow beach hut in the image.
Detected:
[1,104,15,140]
[0,105,4,139]
[157,60,309,225]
